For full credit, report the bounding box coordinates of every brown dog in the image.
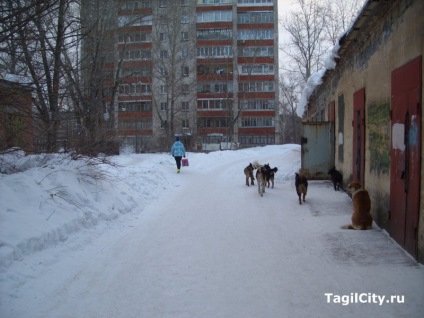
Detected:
[295,173,308,204]
[252,161,267,196]
[342,182,373,230]
[244,163,255,186]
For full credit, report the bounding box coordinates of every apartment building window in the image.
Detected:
[119,83,152,95]
[238,46,274,57]
[141,1,152,8]
[120,49,151,61]
[118,32,151,43]
[181,15,189,24]
[198,117,228,128]
[237,12,274,24]
[182,66,189,76]
[197,29,232,40]
[159,0,167,8]
[198,100,210,109]
[160,32,167,41]
[239,99,275,110]
[197,11,232,23]
[160,68,168,75]
[238,0,274,4]
[181,50,188,58]
[118,101,152,112]
[118,118,152,130]
[241,64,274,74]
[121,67,151,77]
[241,117,274,127]
[160,102,167,110]
[160,50,168,59]
[121,1,151,9]
[118,15,152,27]
[182,119,190,129]
[197,82,233,93]
[181,31,189,41]
[197,46,232,58]
[238,29,274,40]
[198,64,232,75]
[197,0,231,3]
[182,101,190,111]
[197,99,232,110]
[238,81,275,92]
[160,85,167,94]
[239,135,275,145]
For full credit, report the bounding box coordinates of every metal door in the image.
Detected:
[390,56,421,257]
[301,122,334,179]
[353,88,366,185]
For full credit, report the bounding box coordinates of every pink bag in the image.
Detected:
[182,158,189,167]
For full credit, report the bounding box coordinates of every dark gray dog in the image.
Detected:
[328,167,343,191]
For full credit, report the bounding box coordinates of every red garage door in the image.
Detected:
[390,56,422,258]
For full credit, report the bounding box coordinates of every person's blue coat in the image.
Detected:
[171,141,186,157]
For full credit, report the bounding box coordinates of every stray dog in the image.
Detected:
[328,167,343,191]
[244,163,255,186]
[253,161,267,197]
[264,164,278,188]
[341,182,372,230]
[295,173,308,204]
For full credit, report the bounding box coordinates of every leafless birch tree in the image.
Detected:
[279,0,365,141]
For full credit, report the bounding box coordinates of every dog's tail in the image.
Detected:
[340,224,355,230]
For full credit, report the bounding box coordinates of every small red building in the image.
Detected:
[0,76,33,152]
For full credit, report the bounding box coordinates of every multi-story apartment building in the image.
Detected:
[83,0,279,152]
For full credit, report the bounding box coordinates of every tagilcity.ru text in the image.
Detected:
[325,293,405,306]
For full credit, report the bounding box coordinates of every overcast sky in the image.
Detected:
[278,0,296,20]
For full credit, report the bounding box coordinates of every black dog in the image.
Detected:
[263,164,278,188]
[328,167,343,191]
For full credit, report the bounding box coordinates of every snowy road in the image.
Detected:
[1,146,423,317]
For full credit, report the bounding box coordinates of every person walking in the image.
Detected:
[171,136,186,173]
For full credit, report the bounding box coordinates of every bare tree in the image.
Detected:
[324,0,365,45]
[0,0,84,153]
[280,0,328,84]
[62,0,121,155]
[279,72,302,143]
[15,0,67,152]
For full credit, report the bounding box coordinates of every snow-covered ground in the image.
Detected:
[0,145,423,318]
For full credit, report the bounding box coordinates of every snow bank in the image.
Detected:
[0,152,170,268]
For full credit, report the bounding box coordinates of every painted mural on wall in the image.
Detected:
[368,101,390,175]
